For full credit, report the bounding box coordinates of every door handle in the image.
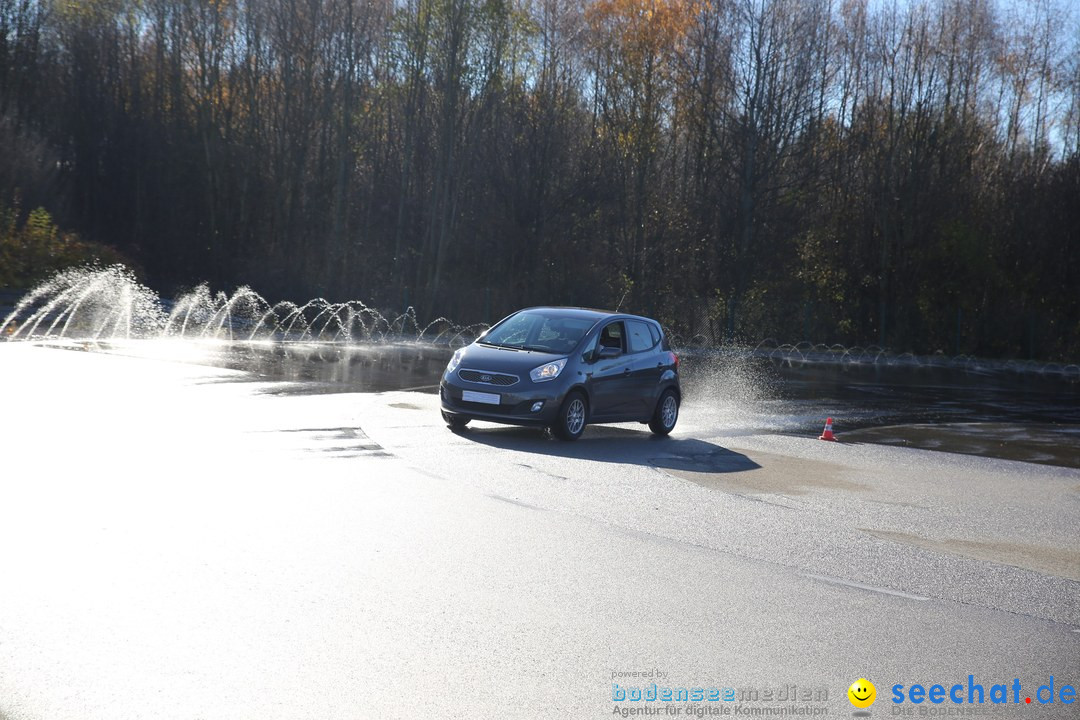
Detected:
[623,368,632,375]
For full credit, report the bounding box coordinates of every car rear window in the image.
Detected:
[626,320,654,353]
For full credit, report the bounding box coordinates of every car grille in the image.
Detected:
[458,369,518,386]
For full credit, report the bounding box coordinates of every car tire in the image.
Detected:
[552,391,588,441]
[649,390,679,436]
[442,411,470,431]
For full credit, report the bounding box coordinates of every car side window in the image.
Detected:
[648,323,660,346]
[598,322,625,353]
[580,332,599,361]
[626,320,654,354]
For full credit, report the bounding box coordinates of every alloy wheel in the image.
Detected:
[661,394,678,428]
[566,398,586,435]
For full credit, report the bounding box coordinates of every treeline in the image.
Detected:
[1,0,1078,358]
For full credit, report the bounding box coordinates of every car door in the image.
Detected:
[585,321,635,419]
[624,319,661,418]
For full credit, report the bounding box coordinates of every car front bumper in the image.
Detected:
[439,373,567,426]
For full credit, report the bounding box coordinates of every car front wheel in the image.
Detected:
[442,411,470,431]
[552,391,588,441]
[649,390,679,436]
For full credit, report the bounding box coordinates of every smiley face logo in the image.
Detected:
[848,678,876,708]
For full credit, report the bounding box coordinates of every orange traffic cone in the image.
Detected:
[819,417,837,441]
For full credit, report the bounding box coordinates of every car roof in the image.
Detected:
[516,306,659,325]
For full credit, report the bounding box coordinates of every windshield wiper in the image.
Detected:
[478,340,520,350]
[478,340,553,352]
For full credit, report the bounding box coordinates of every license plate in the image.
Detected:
[462,390,500,405]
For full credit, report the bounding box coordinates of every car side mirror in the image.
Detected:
[596,346,621,360]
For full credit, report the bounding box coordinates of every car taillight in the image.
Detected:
[670,352,679,369]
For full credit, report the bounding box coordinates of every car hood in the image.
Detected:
[458,342,567,375]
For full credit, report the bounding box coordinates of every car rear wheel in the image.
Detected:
[552,391,587,441]
[442,411,470,431]
[649,390,679,436]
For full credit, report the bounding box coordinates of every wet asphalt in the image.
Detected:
[0,343,1076,720]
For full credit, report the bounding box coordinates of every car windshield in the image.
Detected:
[480,311,595,354]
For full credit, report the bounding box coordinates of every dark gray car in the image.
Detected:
[439,307,680,440]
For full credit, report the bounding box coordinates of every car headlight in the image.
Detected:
[446,348,465,374]
[529,358,567,382]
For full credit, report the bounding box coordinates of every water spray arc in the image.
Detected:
[2,266,486,346]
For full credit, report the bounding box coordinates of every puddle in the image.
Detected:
[863,528,1080,581]
[842,423,1080,468]
[656,450,862,497]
